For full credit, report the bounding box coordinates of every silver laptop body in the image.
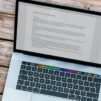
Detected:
[2,0,101,101]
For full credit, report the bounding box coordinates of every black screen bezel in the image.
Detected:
[14,0,101,67]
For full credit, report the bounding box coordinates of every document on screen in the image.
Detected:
[22,4,96,61]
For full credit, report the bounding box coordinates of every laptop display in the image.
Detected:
[16,1,101,65]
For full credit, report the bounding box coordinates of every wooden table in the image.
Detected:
[0,0,101,100]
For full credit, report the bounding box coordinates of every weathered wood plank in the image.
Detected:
[0,0,101,15]
[0,13,14,40]
[0,67,8,94]
[0,0,16,14]
[0,40,13,67]
[43,0,101,11]
[0,95,2,101]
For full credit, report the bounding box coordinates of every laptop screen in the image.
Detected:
[16,1,101,65]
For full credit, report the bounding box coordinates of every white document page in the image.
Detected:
[24,3,96,61]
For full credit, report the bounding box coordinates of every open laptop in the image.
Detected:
[2,0,101,101]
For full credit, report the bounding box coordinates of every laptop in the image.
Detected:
[2,0,101,101]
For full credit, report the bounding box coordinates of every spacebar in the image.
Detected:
[40,89,67,98]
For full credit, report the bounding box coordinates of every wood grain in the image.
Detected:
[0,0,101,15]
[0,40,13,67]
[0,67,8,94]
[0,0,16,14]
[41,0,101,11]
[0,95,2,101]
[0,13,14,40]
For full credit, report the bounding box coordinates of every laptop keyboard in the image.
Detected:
[16,61,101,101]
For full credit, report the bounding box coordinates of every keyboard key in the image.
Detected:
[30,63,35,66]
[71,74,76,78]
[84,81,89,86]
[45,74,50,79]
[50,75,55,80]
[26,62,30,65]
[75,90,80,95]
[95,83,100,88]
[26,66,31,70]
[51,81,56,85]
[45,80,50,84]
[32,66,37,71]
[62,77,66,82]
[30,82,35,87]
[33,88,40,93]
[21,65,26,70]
[28,87,33,92]
[53,86,58,91]
[36,83,41,88]
[69,89,74,94]
[20,70,27,75]
[40,89,67,98]
[22,86,27,91]
[64,88,69,93]
[22,61,27,65]
[88,77,93,81]
[19,75,28,80]
[96,87,100,93]
[58,87,63,92]
[73,79,78,84]
[49,70,54,74]
[75,95,81,101]
[73,85,78,89]
[56,76,61,81]
[54,71,59,75]
[79,80,83,85]
[41,84,46,89]
[90,88,95,92]
[93,94,99,98]
[60,72,65,76]
[40,79,45,83]
[79,86,84,90]
[81,97,86,101]
[47,85,52,90]
[43,69,48,73]
[85,87,90,91]
[90,83,95,87]
[28,72,33,76]
[67,78,72,83]
[77,75,81,79]
[68,84,73,88]
[34,78,39,82]
[38,67,42,72]
[87,92,98,98]
[81,91,86,96]
[82,76,87,80]
[65,72,70,77]
[34,72,39,77]
[39,73,44,78]
[16,85,22,90]
[94,78,101,83]
[18,80,24,85]
[62,83,67,87]
[28,77,33,81]
[68,94,75,100]
[25,81,29,86]
[56,82,61,86]
[87,98,92,101]
[93,99,98,101]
